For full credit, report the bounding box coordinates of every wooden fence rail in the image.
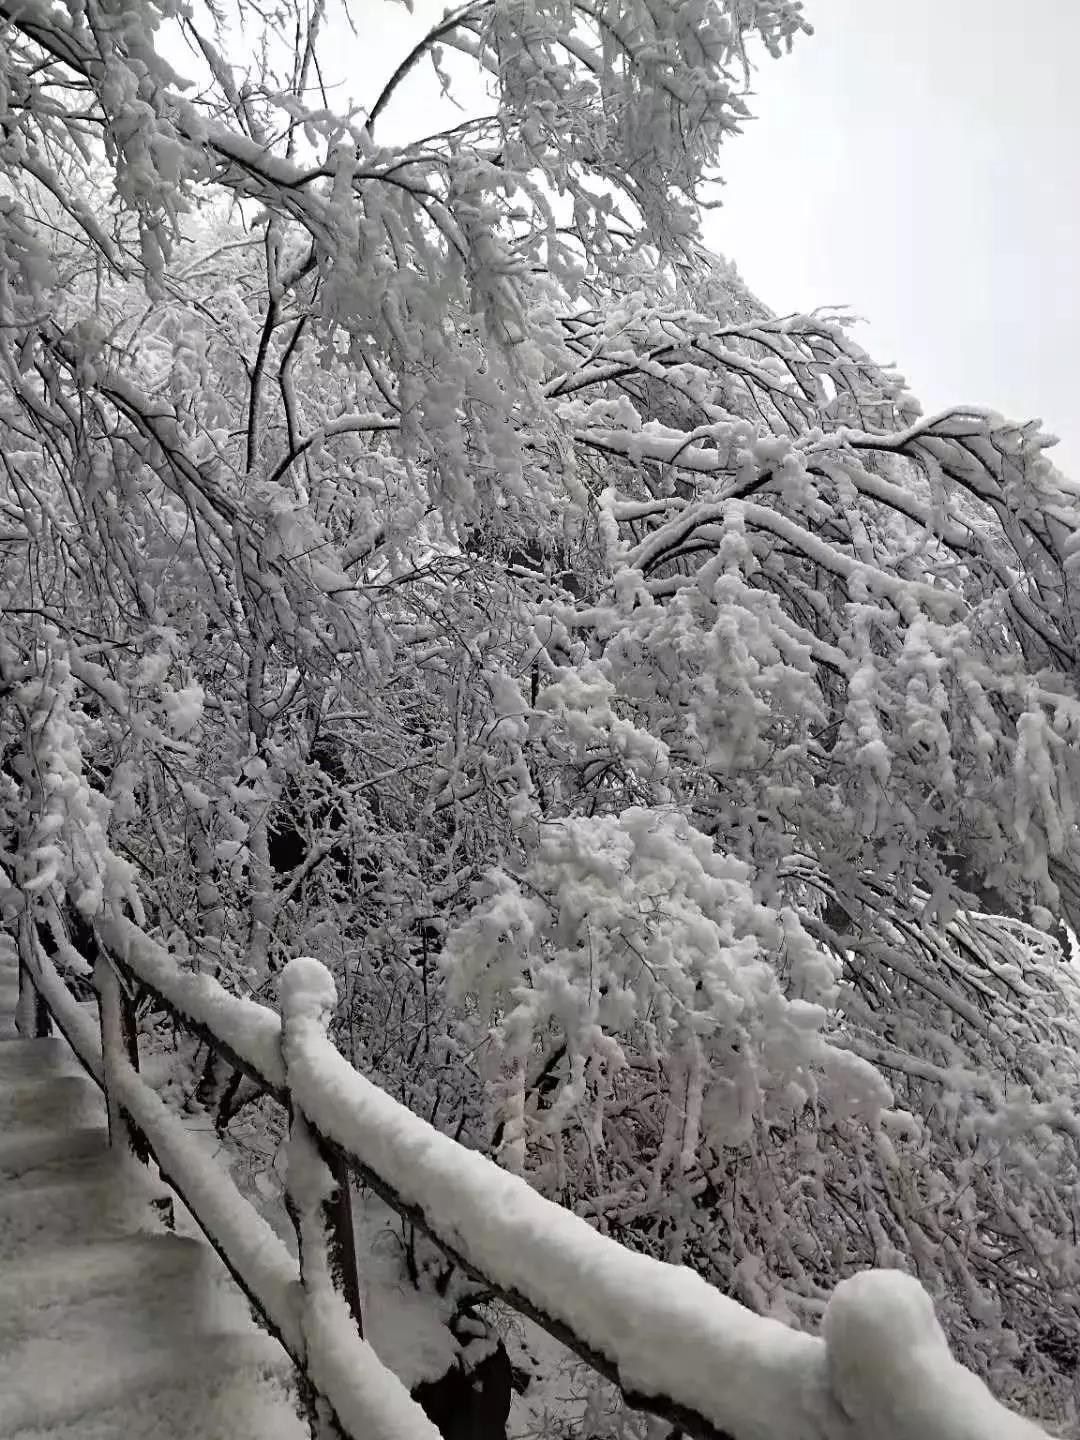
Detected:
[12,903,1051,1440]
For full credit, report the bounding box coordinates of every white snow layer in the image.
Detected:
[0,979,305,1438]
[103,982,440,1440]
[104,1041,302,1353]
[18,938,103,1085]
[277,956,1053,1440]
[98,912,286,1089]
[12,926,1047,1440]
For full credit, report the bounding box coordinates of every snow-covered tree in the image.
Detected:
[0,0,1078,1425]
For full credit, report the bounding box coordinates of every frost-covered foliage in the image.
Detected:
[444,807,886,1183]
[0,0,1078,1425]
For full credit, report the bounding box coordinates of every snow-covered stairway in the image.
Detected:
[0,944,306,1440]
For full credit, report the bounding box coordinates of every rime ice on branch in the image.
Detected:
[0,0,1077,1425]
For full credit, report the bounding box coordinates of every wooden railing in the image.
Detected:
[13,904,1052,1440]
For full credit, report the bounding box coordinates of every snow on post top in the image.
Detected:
[280,956,338,1029]
[824,1270,1049,1440]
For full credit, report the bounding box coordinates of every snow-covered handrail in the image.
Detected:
[14,923,1052,1440]
[96,912,288,1099]
[15,914,103,1085]
[15,921,441,1440]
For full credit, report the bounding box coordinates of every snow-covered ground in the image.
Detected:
[0,944,306,1439]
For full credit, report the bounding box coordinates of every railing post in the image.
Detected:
[17,954,51,1037]
[317,1133,363,1334]
[280,957,364,1438]
[15,911,51,1038]
[95,949,150,1164]
[280,958,364,1333]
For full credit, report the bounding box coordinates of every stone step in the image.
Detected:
[0,1125,109,1183]
[0,1234,221,1355]
[0,1037,84,1084]
[0,1326,301,1436]
[0,1072,105,1134]
[0,1161,159,1251]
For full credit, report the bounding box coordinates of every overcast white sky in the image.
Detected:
[341,1,1079,474]
[709,0,1079,474]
